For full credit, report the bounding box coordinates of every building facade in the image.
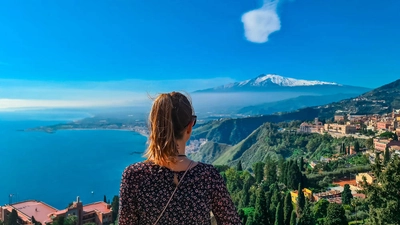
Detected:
[0,197,113,225]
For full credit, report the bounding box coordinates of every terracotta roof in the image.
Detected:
[10,200,58,224]
[53,209,68,216]
[83,202,111,214]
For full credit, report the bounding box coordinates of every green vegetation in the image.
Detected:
[7,209,18,225]
[51,215,77,225]
[193,121,370,173]
[359,155,400,224]
[341,184,353,205]
[111,195,119,224]
[325,203,347,225]
[219,155,354,224]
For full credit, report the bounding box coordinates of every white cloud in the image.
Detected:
[241,0,281,43]
[0,77,235,111]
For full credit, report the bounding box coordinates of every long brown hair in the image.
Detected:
[144,91,195,165]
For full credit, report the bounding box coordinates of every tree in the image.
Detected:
[324,203,347,225]
[240,173,255,208]
[341,184,353,205]
[383,146,390,165]
[354,141,360,153]
[290,211,297,225]
[245,213,255,225]
[366,138,374,149]
[7,209,18,225]
[32,216,37,224]
[253,188,269,225]
[372,152,382,179]
[284,192,293,225]
[360,156,400,224]
[264,157,277,187]
[253,162,265,183]
[394,132,399,141]
[299,157,305,172]
[297,200,315,225]
[52,216,65,225]
[64,215,77,225]
[274,202,284,225]
[31,216,42,225]
[111,196,119,223]
[236,160,243,171]
[238,209,246,225]
[104,195,107,203]
[313,199,329,220]
[287,161,302,190]
[296,184,305,216]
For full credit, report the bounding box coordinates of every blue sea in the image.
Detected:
[0,114,147,209]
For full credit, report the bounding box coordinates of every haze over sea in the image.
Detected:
[0,113,146,209]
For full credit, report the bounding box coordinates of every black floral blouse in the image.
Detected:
[118,161,242,225]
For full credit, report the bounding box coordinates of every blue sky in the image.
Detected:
[0,0,399,110]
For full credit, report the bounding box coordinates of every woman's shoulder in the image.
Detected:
[193,162,222,175]
[122,161,154,176]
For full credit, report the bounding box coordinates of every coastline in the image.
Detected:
[25,127,149,138]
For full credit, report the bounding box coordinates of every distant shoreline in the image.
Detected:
[24,127,149,138]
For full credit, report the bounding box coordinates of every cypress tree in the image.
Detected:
[274,202,284,225]
[264,158,277,187]
[290,210,297,225]
[296,184,305,216]
[236,160,243,171]
[32,216,37,224]
[253,188,268,225]
[373,152,382,179]
[299,157,304,172]
[253,162,265,183]
[384,146,391,165]
[325,203,347,225]
[297,200,315,225]
[354,141,360,153]
[287,162,302,190]
[341,184,353,205]
[103,195,107,203]
[111,195,119,223]
[8,209,18,225]
[283,192,293,225]
[245,213,255,225]
[269,186,281,223]
[238,209,246,225]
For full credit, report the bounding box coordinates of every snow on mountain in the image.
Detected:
[234,74,341,87]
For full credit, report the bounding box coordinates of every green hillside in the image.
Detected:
[189,141,231,163]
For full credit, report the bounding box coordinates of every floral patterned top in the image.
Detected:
[118,161,242,225]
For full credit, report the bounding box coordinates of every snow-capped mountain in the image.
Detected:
[236,74,340,87]
[194,74,369,93]
[216,74,341,89]
[191,74,371,115]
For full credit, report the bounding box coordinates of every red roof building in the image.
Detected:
[1,197,113,225]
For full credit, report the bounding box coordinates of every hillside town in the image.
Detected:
[299,109,400,155]
[294,109,400,206]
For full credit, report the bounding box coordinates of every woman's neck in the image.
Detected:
[175,139,187,155]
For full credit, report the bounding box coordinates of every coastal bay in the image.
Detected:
[0,119,146,209]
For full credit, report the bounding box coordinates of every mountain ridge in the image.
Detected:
[192,78,400,147]
[194,74,370,93]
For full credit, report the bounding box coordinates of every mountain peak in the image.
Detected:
[245,74,340,87]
